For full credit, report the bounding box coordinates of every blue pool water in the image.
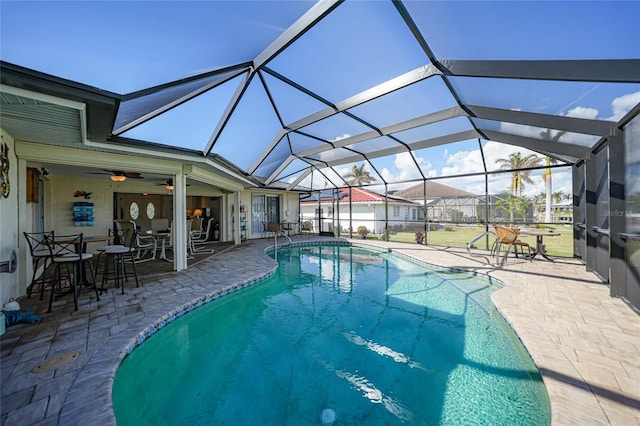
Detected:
[113,244,550,425]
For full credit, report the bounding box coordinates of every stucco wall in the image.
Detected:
[0,130,20,305]
[239,190,300,239]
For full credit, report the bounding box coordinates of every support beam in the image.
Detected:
[253,1,342,70]
[466,105,615,136]
[481,130,590,159]
[173,170,188,271]
[113,67,248,135]
[203,71,252,156]
[608,128,626,296]
[438,59,640,83]
[572,162,586,259]
[585,155,598,274]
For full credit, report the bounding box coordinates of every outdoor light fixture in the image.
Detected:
[110,175,126,182]
[165,184,174,190]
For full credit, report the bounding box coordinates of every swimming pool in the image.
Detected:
[113,243,550,425]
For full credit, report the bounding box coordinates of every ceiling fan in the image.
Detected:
[90,169,144,181]
[156,179,189,190]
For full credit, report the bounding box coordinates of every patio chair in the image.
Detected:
[261,221,270,239]
[191,217,204,235]
[190,217,215,254]
[300,221,313,237]
[268,221,292,244]
[23,231,56,300]
[190,217,210,241]
[99,227,140,294]
[45,233,100,312]
[184,219,196,259]
[493,225,533,264]
[150,218,170,233]
[115,220,156,262]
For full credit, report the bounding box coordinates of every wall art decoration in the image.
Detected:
[0,137,10,199]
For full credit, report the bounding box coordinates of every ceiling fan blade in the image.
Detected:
[156,179,189,186]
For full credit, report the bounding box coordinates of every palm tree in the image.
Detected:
[539,129,566,222]
[552,190,568,203]
[532,192,546,219]
[495,152,542,197]
[343,163,376,186]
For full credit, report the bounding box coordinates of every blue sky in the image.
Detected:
[2,1,639,198]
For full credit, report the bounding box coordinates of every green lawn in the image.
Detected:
[358,224,574,258]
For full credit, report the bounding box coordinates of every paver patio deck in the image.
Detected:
[1,237,639,425]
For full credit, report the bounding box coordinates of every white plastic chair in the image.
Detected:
[190,218,215,254]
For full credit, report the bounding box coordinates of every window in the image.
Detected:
[393,206,400,217]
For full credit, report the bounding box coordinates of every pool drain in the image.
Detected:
[32,351,80,373]
[321,408,336,425]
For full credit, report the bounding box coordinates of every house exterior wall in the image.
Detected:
[3,151,298,301]
[0,129,21,305]
[300,201,421,235]
[241,190,300,239]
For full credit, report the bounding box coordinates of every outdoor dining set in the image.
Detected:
[22,217,217,313]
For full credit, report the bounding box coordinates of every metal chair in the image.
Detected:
[493,225,533,264]
[45,233,100,312]
[190,217,215,254]
[23,231,56,300]
[300,221,313,237]
[115,220,156,262]
[100,228,140,294]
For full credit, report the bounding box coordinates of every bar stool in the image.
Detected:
[99,228,139,294]
[23,231,56,300]
[46,233,100,312]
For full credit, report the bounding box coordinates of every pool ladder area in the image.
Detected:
[273,230,292,249]
[466,230,498,265]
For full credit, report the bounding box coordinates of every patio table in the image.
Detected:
[56,234,112,254]
[55,234,113,280]
[150,231,172,262]
[519,229,559,261]
[280,221,298,236]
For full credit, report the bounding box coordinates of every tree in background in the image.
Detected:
[496,196,531,223]
[539,129,566,222]
[495,152,542,197]
[533,192,546,220]
[343,163,376,186]
[552,190,569,204]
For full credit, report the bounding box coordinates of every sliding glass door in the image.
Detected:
[251,194,280,236]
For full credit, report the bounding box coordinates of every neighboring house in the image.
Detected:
[391,181,482,222]
[391,182,557,223]
[551,201,574,223]
[300,187,421,234]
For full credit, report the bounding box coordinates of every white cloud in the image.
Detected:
[380,152,436,184]
[433,141,573,196]
[441,148,482,176]
[608,91,640,122]
[566,106,599,120]
[321,91,640,196]
[330,133,351,142]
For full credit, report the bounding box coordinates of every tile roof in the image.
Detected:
[301,187,418,205]
[391,181,475,199]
